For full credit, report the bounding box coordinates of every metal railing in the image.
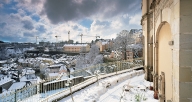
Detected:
[0,59,143,102]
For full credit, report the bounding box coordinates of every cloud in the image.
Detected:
[129,13,141,25]
[36,25,46,33]
[72,25,79,30]
[31,0,42,4]
[0,3,3,8]
[0,0,142,43]
[90,20,110,32]
[0,22,6,28]
[43,0,141,24]
[2,0,11,4]
[21,20,34,30]
[14,0,44,14]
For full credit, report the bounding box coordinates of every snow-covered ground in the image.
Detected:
[1,69,155,102]
[59,72,158,102]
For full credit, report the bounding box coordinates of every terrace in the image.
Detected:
[0,59,150,102]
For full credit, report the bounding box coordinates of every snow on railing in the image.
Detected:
[39,66,144,102]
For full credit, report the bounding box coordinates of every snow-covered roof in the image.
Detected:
[0,76,13,86]
[102,42,108,45]
[20,75,38,82]
[48,73,59,77]
[48,64,63,68]
[44,75,75,85]
[8,82,26,91]
[1,67,10,71]
[22,68,35,74]
[63,44,89,47]
[0,60,7,64]
[36,57,53,61]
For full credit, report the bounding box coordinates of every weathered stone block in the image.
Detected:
[180,15,192,34]
[179,82,192,98]
[180,34,192,49]
[179,67,192,82]
[179,98,191,102]
[179,50,192,66]
[180,0,192,16]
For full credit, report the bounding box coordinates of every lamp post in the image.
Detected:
[65,78,74,102]
[94,70,100,86]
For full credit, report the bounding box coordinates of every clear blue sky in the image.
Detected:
[0,0,142,43]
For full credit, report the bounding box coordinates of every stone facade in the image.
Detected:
[141,0,192,102]
[63,44,90,53]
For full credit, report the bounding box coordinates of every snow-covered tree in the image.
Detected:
[75,54,85,69]
[75,44,103,70]
[93,55,103,65]
[80,46,87,53]
[86,44,100,64]
[113,30,134,60]
[128,44,143,58]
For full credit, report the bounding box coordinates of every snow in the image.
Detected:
[59,72,158,102]
[0,60,7,64]
[20,75,39,83]
[0,67,156,102]
[36,57,54,62]
[48,73,59,77]
[102,42,108,45]
[22,68,35,75]
[8,82,26,91]
[0,76,13,86]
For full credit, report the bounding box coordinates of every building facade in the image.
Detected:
[63,44,90,53]
[96,39,113,52]
[141,0,192,102]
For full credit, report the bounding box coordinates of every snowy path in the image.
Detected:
[99,75,157,102]
[59,72,158,102]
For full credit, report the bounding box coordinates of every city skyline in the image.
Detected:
[0,0,141,43]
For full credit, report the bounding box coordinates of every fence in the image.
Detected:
[0,59,143,102]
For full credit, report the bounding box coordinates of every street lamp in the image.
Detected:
[94,70,100,86]
[65,78,74,102]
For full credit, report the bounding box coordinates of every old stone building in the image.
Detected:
[63,44,90,53]
[141,0,192,102]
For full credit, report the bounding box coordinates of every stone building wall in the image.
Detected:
[141,0,192,102]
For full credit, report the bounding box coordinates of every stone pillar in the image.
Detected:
[145,66,153,82]
[152,72,159,99]
[144,65,148,80]
[149,66,153,82]
[153,42,158,91]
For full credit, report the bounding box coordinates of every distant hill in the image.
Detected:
[0,41,4,43]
